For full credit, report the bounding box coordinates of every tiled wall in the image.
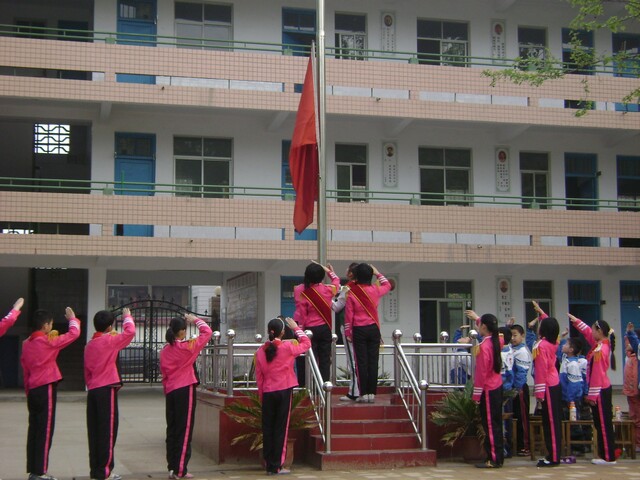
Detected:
[0,37,638,130]
[0,191,637,266]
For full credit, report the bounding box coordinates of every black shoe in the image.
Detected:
[536,458,559,467]
[516,448,531,457]
[475,461,501,468]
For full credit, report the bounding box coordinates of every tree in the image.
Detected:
[483,0,640,116]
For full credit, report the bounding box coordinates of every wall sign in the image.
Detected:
[381,12,396,52]
[496,277,512,324]
[382,142,398,187]
[491,19,506,64]
[495,147,510,192]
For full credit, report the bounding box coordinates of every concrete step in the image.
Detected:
[308,448,437,470]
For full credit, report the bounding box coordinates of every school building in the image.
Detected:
[0,0,638,390]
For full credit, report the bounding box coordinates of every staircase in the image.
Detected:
[306,387,437,470]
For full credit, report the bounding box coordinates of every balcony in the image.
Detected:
[0,34,638,131]
[0,184,638,270]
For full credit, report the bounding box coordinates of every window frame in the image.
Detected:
[417,19,469,67]
[418,147,472,206]
[520,151,549,209]
[175,1,233,50]
[174,136,233,199]
[335,143,368,203]
[517,26,547,62]
[335,12,367,60]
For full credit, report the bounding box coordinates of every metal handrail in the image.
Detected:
[0,23,632,75]
[0,176,636,211]
[303,330,331,452]
[392,330,429,450]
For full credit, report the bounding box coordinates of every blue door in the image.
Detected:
[117,0,157,84]
[281,276,303,318]
[568,280,601,337]
[115,133,155,237]
[621,281,640,330]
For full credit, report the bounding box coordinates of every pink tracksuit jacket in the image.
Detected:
[160,319,212,394]
[343,273,392,339]
[21,317,81,393]
[293,271,340,328]
[255,328,311,399]
[533,338,560,399]
[573,317,612,401]
[0,307,20,337]
[84,314,135,390]
[472,335,503,402]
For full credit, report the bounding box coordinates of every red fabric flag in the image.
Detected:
[289,56,318,234]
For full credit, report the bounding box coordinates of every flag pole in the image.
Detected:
[316,0,327,265]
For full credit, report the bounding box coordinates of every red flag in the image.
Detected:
[289,55,318,234]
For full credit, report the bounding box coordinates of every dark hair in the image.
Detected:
[265,317,285,362]
[32,310,54,331]
[538,317,559,344]
[480,314,502,374]
[566,337,582,356]
[354,263,374,285]
[166,316,186,346]
[347,262,359,277]
[93,310,115,333]
[498,326,512,345]
[304,263,325,288]
[510,324,525,336]
[278,315,295,340]
[593,319,616,371]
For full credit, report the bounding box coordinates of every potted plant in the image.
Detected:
[429,381,485,460]
[222,388,316,466]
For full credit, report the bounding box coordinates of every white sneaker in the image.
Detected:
[368,394,375,403]
[356,395,368,403]
[339,395,355,402]
[591,458,616,465]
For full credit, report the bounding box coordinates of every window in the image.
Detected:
[612,33,640,111]
[417,19,469,66]
[520,152,549,209]
[523,281,553,321]
[419,280,472,343]
[518,26,546,63]
[562,28,594,75]
[174,137,232,198]
[119,1,154,20]
[14,20,47,38]
[336,144,367,203]
[617,156,640,246]
[419,147,471,206]
[175,2,232,49]
[34,124,70,154]
[335,13,366,60]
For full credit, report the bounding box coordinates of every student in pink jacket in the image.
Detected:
[569,314,617,465]
[293,261,340,382]
[255,317,311,475]
[532,313,562,467]
[84,308,136,480]
[343,263,391,403]
[0,297,23,337]
[466,311,503,469]
[21,306,81,480]
[160,314,212,479]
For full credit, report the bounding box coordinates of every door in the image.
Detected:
[117,0,157,84]
[114,133,155,237]
[280,276,302,319]
[621,281,640,330]
[282,8,316,57]
[568,280,601,336]
[565,153,598,246]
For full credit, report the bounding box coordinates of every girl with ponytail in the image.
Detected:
[466,310,503,468]
[569,314,617,465]
[532,310,563,467]
[160,314,212,479]
[255,316,311,475]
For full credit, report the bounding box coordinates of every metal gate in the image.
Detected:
[113,300,211,383]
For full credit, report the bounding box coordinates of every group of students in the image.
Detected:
[468,300,640,469]
[0,298,212,480]
[255,261,392,475]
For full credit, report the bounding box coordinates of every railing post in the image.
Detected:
[330,333,338,385]
[470,329,478,375]
[226,329,236,397]
[413,332,422,381]
[211,330,221,392]
[439,331,449,386]
[392,329,402,389]
[323,381,333,453]
[419,379,429,451]
[305,330,313,389]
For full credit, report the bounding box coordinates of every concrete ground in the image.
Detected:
[0,387,638,480]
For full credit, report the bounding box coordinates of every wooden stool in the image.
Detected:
[614,420,637,459]
[502,412,518,456]
[562,420,596,457]
[529,416,547,460]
